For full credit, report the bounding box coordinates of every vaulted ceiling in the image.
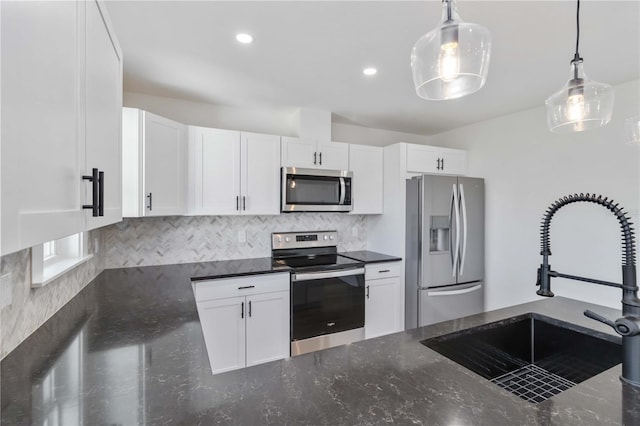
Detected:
[105,1,640,135]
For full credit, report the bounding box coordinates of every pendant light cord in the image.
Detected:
[573,0,582,63]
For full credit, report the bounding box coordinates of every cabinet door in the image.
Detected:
[365,277,401,339]
[349,145,383,214]
[189,127,241,215]
[241,132,280,215]
[281,136,317,168]
[143,112,186,216]
[317,141,349,170]
[1,1,84,255]
[84,0,122,230]
[245,291,290,367]
[440,149,467,175]
[406,145,440,174]
[197,296,246,375]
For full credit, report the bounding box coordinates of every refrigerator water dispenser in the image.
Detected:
[430,216,450,252]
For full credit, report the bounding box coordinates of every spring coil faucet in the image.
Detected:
[536,193,640,387]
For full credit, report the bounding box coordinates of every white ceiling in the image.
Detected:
[105,1,640,136]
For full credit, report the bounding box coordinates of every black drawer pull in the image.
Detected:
[98,171,104,217]
[238,285,255,290]
[82,168,99,216]
[241,302,244,319]
[378,269,391,273]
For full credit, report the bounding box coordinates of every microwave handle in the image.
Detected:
[339,177,346,205]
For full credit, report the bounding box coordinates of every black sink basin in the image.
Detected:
[422,313,622,403]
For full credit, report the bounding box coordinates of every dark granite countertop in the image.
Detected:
[183,257,290,280]
[2,261,639,425]
[339,250,402,264]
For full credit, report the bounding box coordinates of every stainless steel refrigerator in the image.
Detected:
[405,175,485,329]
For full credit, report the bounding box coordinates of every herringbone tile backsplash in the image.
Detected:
[104,214,367,268]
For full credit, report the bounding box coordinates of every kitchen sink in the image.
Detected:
[422,313,622,403]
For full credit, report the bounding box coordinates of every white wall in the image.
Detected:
[430,79,640,311]
[124,92,300,136]
[332,122,432,147]
[125,92,433,147]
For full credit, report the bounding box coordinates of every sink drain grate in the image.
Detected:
[490,364,576,404]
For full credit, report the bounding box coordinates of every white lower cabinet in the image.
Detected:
[197,296,246,374]
[365,262,402,339]
[194,273,290,375]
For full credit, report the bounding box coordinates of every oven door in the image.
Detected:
[282,167,352,212]
[291,267,365,342]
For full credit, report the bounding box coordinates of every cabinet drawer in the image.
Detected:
[193,272,290,302]
[365,262,401,280]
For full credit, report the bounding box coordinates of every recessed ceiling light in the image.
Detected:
[236,33,253,44]
[363,67,377,76]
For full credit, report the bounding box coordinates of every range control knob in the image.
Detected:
[285,237,291,242]
[329,235,335,240]
[323,235,329,240]
[276,237,282,243]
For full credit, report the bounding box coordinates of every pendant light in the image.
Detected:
[545,0,614,133]
[410,0,491,101]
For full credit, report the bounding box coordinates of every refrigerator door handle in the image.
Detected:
[452,184,460,277]
[459,183,468,276]
[449,186,454,270]
[427,284,482,297]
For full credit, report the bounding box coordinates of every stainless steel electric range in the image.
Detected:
[272,231,365,356]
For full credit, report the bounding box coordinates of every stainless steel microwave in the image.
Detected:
[281,167,353,212]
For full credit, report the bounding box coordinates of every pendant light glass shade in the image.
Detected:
[411,0,491,101]
[624,116,640,144]
[545,59,614,133]
[545,0,614,133]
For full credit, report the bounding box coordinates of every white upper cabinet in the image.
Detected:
[188,126,280,215]
[122,109,187,217]
[406,144,467,176]
[188,127,241,215]
[281,137,317,168]
[1,0,122,255]
[241,132,281,215]
[281,137,349,170]
[349,145,383,214]
[317,141,349,170]
[85,0,123,230]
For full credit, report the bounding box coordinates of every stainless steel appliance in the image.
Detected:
[405,175,485,328]
[281,168,353,212]
[272,231,365,355]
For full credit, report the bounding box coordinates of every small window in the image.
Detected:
[43,240,57,260]
[32,232,93,287]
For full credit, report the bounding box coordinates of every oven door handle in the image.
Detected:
[292,267,365,282]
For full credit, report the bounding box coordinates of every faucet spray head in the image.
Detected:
[536,265,555,297]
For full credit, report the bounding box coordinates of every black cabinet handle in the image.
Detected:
[98,171,104,216]
[378,269,390,273]
[242,196,246,211]
[236,195,239,211]
[313,152,317,165]
[238,285,255,290]
[248,301,252,317]
[366,285,370,299]
[319,152,322,165]
[441,158,444,170]
[82,168,99,217]
[241,302,244,319]
[147,192,153,211]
